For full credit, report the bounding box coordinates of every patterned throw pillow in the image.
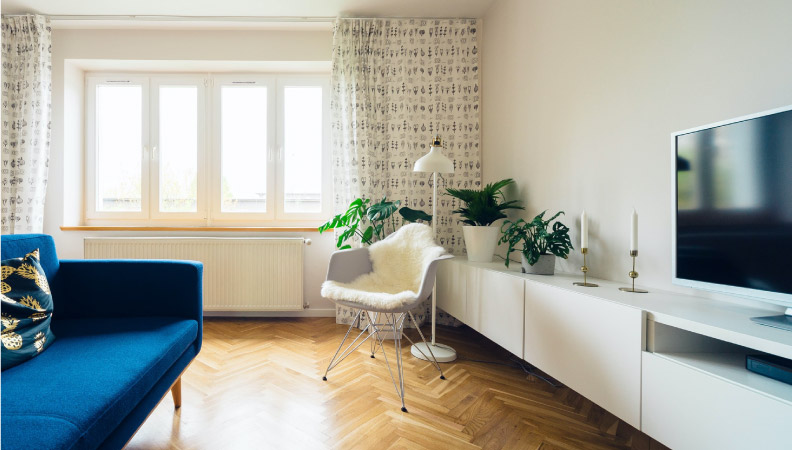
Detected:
[1,249,56,370]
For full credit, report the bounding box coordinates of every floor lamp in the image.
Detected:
[410,135,457,363]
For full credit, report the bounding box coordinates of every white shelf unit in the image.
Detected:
[653,352,792,405]
[436,257,792,450]
[643,320,792,450]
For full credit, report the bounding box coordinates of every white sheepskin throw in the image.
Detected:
[321,223,447,311]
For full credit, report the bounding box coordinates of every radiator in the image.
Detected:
[84,237,305,312]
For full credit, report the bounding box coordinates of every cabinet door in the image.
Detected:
[642,352,792,450]
[467,267,525,357]
[436,259,467,322]
[523,282,643,428]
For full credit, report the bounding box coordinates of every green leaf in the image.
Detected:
[367,198,400,222]
[399,207,432,223]
[525,247,541,265]
[546,210,564,223]
[361,226,374,244]
[339,244,352,250]
[318,213,343,234]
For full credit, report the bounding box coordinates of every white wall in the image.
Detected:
[47,27,338,314]
[481,0,792,308]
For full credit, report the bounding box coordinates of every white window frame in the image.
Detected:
[85,75,150,221]
[150,75,207,221]
[210,75,277,222]
[275,76,332,221]
[84,72,331,226]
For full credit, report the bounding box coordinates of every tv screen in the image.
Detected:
[674,106,792,304]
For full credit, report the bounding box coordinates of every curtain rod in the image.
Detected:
[2,14,476,22]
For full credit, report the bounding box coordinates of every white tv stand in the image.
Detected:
[752,307,792,332]
[436,257,792,450]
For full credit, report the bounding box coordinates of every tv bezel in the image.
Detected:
[671,104,792,308]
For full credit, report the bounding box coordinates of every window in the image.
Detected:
[85,73,330,225]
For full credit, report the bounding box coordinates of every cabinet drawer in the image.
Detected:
[436,259,467,322]
[642,351,792,450]
[467,267,524,357]
[523,282,643,428]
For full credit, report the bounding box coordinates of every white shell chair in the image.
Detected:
[320,223,453,412]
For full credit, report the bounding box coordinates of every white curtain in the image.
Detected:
[331,18,482,325]
[1,15,52,234]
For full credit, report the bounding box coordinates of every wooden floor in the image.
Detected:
[127,318,669,450]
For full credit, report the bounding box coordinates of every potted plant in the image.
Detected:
[446,179,523,262]
[318,197,431,249]
[498,210,573,275]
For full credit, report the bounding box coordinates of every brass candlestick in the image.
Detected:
[619,250,648,293]
[573,248,598,287]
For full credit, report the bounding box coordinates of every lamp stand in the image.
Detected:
[411,171,457,363]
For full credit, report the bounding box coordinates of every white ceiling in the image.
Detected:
[1,0,497,19]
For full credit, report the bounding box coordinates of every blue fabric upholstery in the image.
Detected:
[0,234,59,279]
[97,346,197,450]
[1,415,82,450]
[0,234,203,450]
[2,317,197,450]
[53,260,203,352]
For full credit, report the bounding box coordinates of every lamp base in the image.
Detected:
[573,282,599,287]
[411,342,457,363]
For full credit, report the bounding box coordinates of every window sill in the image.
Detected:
[60,226,325,233]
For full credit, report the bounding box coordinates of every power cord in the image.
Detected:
[456,355,561,388]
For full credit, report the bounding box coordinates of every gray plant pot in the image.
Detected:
[521,254,555,275]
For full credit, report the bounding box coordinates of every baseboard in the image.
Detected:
[203,308,336,318]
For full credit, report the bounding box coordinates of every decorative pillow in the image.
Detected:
[1,249,56,370]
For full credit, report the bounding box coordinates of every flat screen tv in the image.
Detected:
[672,105,792,314]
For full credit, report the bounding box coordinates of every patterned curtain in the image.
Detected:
[331,18,481,325]
[1,15,52,234]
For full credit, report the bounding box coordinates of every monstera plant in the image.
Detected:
[498,210,573,275]
[318,197,431,249]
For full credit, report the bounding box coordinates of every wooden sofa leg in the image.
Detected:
[171,378,182,409]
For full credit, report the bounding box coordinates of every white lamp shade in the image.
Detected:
[414,147,454,173]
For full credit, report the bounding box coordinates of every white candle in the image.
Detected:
[581,210,588,249]
[630,209,638,252]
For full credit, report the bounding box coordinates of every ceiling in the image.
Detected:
[1,0,497,19]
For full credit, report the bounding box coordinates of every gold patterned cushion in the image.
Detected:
[1,249,56,370]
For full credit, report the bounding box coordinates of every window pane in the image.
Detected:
[283,86,323,213]
[95,85,142,212]
[221,86,268,213]
[159,86,198,212]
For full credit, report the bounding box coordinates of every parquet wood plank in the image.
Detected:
[126,318,669,450]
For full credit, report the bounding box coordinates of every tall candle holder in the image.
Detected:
[573,248,598,287]
[619,250,648,293]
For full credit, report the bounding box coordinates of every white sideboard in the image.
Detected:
[436,257,792,450]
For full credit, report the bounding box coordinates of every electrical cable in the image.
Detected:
[456,355,561,388]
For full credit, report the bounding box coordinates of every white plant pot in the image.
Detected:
[521,253,556,275]
[462,225,500,262]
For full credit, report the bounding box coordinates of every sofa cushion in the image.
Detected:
[1,316,198,450]
[1,415,83,450]
[2,249,56,370]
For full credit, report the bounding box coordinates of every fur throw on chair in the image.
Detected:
[321,223,448,311]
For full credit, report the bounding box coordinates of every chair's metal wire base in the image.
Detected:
[322,309,446,412]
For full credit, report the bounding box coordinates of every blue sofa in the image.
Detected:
[1,234,203,450]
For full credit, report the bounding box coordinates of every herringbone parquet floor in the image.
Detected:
[126,318,669,450]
